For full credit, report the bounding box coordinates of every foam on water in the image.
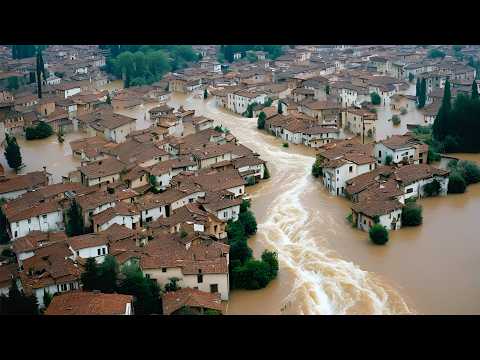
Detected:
[177,95,413,315]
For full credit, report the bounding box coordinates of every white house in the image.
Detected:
[322,154,377,196]
[395,164,450,200]
[352,199,404,231]
[6,202,64,240]
[68,233,109,263]
[302,126,340,148]
[374,135,429,165]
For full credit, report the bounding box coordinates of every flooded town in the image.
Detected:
[1,44,480,315]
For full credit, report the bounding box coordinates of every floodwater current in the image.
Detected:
[1,86,479,314]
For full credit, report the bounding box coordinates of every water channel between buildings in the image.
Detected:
[1,86,480,315]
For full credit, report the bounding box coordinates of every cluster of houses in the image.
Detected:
[314,134,449,232]
[0,72,268,313]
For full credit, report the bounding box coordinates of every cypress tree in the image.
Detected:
[418,78,427,108]
[36,49,43,98]
[416,78,420,99]
[81,258,99,291]
[433,79,451,141]
[277,101,283,114]
[4,134,23,172]
[65,200,85,236]
[472,80,479,100]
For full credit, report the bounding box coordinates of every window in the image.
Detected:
[76,251,79,256]
[97,248,101,256]
[406,188,414,194]
[42,215,47,219]
[28,219,31,224]
[349,166,353,173]
[378,151,382,157]
[223,211,227,218]
[336,169,339,174]
[162,268,167,273]
[363,219,366,225]
[197,274,203,283]
[210,284,218,293]
[102,248,106,255]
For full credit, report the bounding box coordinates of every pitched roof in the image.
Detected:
[0,171,47,195]
[162,288,223,315]
[351,198,404,217]
[78,157,126,179]
[67,233,109,251]
[44,291,133,315]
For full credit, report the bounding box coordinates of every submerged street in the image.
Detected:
[3,90,480,314]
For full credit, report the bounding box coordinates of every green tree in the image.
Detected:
[1,280,39,314]
[418,78,427,108]
[81,258,99,291]
[36,48,45,98]
[229,240,253,265]
[118,263,161,315]
[4,134,23,172]
[65,200,84,237]
[448,172,467,193]
[261,250,279,280]
[43,291,53,309]
[409,73,415,83]
[312,158,323,178]
[402,203,423,226]
[472,80,479,100]
[277,101,283,114]
[238,210,257,236]
[164,277,180,292]
[25,121,54,140]
[97,255,118,293]
[232,259,271,289]
[370,92,381,105]
[423,179,441,197]
[369,224,389,245]
[106,93,112,104]
[257,111,266,129]
[428,49,446,59]
[432,79,451,141]
[7,76,19,90]
[391,115,401,126]
[204,88,208,99]
[415,78,420,98]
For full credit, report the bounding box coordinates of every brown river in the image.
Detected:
[1,85,479,314]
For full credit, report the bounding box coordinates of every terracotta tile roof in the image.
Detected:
[92,202,139,226]
[198,191,243,212]
[4,199,62,222]
[162,288,223,315]
[12,231,68,254]
[67,233,109,251]
[394,164,449,186]
[173,169,245,193]
[351,198,404,217]
[78,157,126,179]
[232,155,266,168]
[379,134,424,150]
[44,291,133,315]
[0,171,47,195]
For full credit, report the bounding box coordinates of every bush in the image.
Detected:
[346,213,354,226]
[238,210,257,236]
[1,248,14,257]
[369,224,389,245]
[370,92,381,105]
[423,179,441,197]
[25,121,54,140]
[282,142,289,148]
[391,115,401,126]
[458,160,480,185]
[261,250,279,280]
[402,203,423,226]
[232,259,271,289]
[400,107,407,115]
[312,159,323,178]
[448,172,467,194]
[427,148,441,164]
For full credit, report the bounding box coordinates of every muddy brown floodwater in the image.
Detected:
[169,92,480,315]
[2,86,479,314]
